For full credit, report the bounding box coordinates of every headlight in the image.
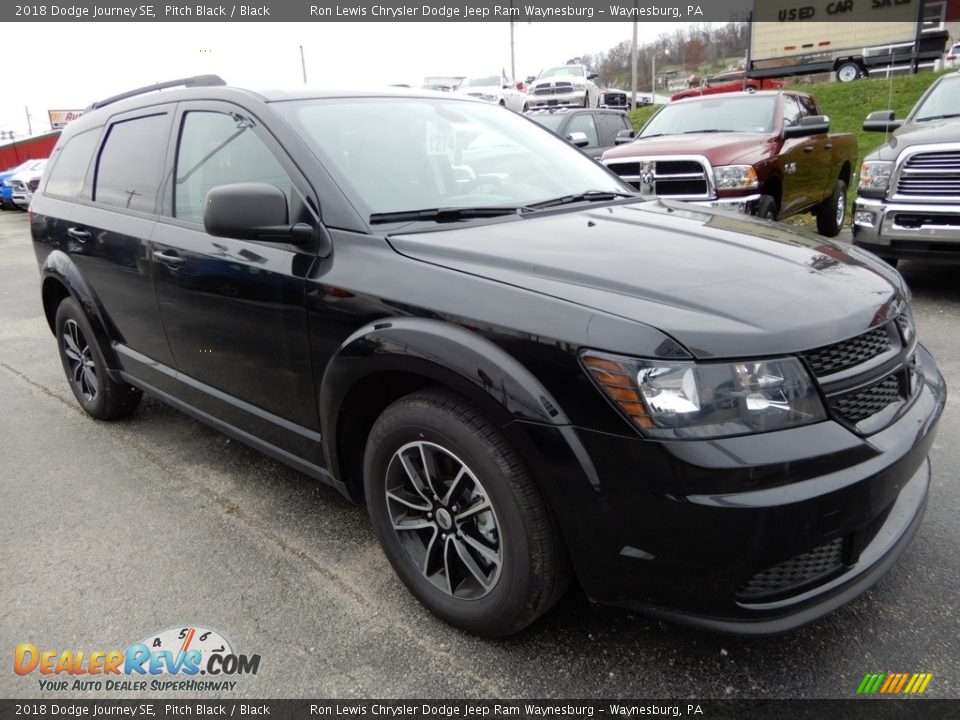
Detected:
[859,160,893,195]
[713,165,759,190]
[582,352,826,438]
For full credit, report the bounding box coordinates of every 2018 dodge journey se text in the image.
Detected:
[30,76,945,637]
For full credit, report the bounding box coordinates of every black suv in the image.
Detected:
[526,108,635,158]
[31,76,945,637]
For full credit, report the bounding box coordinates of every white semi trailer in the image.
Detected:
[748,0,950,82]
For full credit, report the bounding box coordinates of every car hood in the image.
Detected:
[867,117,960,161]
[603,132,771,164]
[456,86,499,95]
[388,200,906,359]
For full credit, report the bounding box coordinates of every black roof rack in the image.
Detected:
[87,74,227,110]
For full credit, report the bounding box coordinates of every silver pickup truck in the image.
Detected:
[853,71,960,266]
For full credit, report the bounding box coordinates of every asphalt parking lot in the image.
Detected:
[0,210,957,700]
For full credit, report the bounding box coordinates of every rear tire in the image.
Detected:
[364,387,571,637]
[55,297,142,420]
[816,179,847,237]
[837,62,862,83]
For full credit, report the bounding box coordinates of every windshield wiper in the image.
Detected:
[369,206,528,224]
[915,113,960,122]
[637,133,667,139]
[682,129,736,133]
[528,190,636,210]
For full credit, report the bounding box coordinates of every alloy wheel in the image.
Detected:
[384,441,502,599]
[62,318,98,401]
[836,193,846,226]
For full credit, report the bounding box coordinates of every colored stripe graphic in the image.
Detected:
[858,673,933,695]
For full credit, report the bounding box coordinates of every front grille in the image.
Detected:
[802,326,891,377]
[604,157,710,199]
[738,537,845,600]
[896,149,960,198]
[829,373,903,425]
[533,86,554,96]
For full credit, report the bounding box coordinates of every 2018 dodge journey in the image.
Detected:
[30,76,946,636]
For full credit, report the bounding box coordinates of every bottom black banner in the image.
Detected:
[0,699,957,720]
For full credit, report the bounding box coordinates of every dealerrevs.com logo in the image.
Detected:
[14,626,261,692]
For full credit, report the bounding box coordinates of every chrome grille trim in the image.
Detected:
[890,142,960,202]
[601,154,715,201]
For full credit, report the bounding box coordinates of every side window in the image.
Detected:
[174,111,293,223]
[94,114,168,213]
[595,114,625,147]
[782,96,802,128]
[798,96,818,117]
[566,113,599,147]
[44,128,100,198]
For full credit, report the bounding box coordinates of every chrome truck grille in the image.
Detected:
[602,156,712,200]
[895,147,960,200]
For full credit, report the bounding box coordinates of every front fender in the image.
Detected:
[40,249,120,368]
[321,316,570,424]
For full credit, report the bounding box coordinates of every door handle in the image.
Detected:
[67,227,91,242]
[803,146,814,153]
[824,143,833,150]
[154,249,186,268]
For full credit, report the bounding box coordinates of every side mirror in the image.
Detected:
[525,76,536,84]
[567,131,590,148]
[614,129,636,145]
[784,114,830,138]
[203,182,313,244]
[863,109,902,132]
[587,73,599,81]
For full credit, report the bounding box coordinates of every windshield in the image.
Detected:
[538,66,585,80]
[276,98,628,218]
[459,76,500,89]
[912,76,960,121]
[527,114,566,132]
[640,96,778,136]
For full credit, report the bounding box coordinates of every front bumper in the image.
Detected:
[690,194,761,214]
[852,197,960,259]
[518,344,945,634]
[527,90,587,108]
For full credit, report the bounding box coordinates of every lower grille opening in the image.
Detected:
[829,373,903,425]
[737,537,845,601]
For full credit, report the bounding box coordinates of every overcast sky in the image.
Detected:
[1,21,686,136]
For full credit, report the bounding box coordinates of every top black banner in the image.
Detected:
[0,0,928,22]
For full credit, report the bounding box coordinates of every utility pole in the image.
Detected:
[300,45,307,85]
[651,55,656,103]
[509,2,516,81]
[24,106,33,135]
[630,10,638,110]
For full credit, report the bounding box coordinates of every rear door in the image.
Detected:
[595,112,629,154]
[151,101,322,462]
[62,107,178,389]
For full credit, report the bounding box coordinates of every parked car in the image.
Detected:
[455,74,526,112]
[943,42,959,69]
[1,159,45,210]
[601,91,858,237]
[526,108,635,158]
[853,71,960,265]
[31,76,943,637]
[671,70,783,101]
[526,65,599,110]
[599,89,632,111]
[10,158,47,209]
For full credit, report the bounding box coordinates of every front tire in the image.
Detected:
[364,388,571,637]
[755,194,778,221]
[816,179,847,237]
[55,297,142,420]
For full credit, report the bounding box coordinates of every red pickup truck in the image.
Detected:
[601,91,858,237]
[671,71,783,101]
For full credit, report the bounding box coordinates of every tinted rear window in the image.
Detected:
[94,114,168,213]
[44,129,100,198]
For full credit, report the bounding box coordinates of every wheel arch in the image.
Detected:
[319,317,572,501]
[761,172,783,210]
[838,160,852,186]
[40,250,120,367]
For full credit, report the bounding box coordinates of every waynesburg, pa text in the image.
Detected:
[307,4,702,18]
